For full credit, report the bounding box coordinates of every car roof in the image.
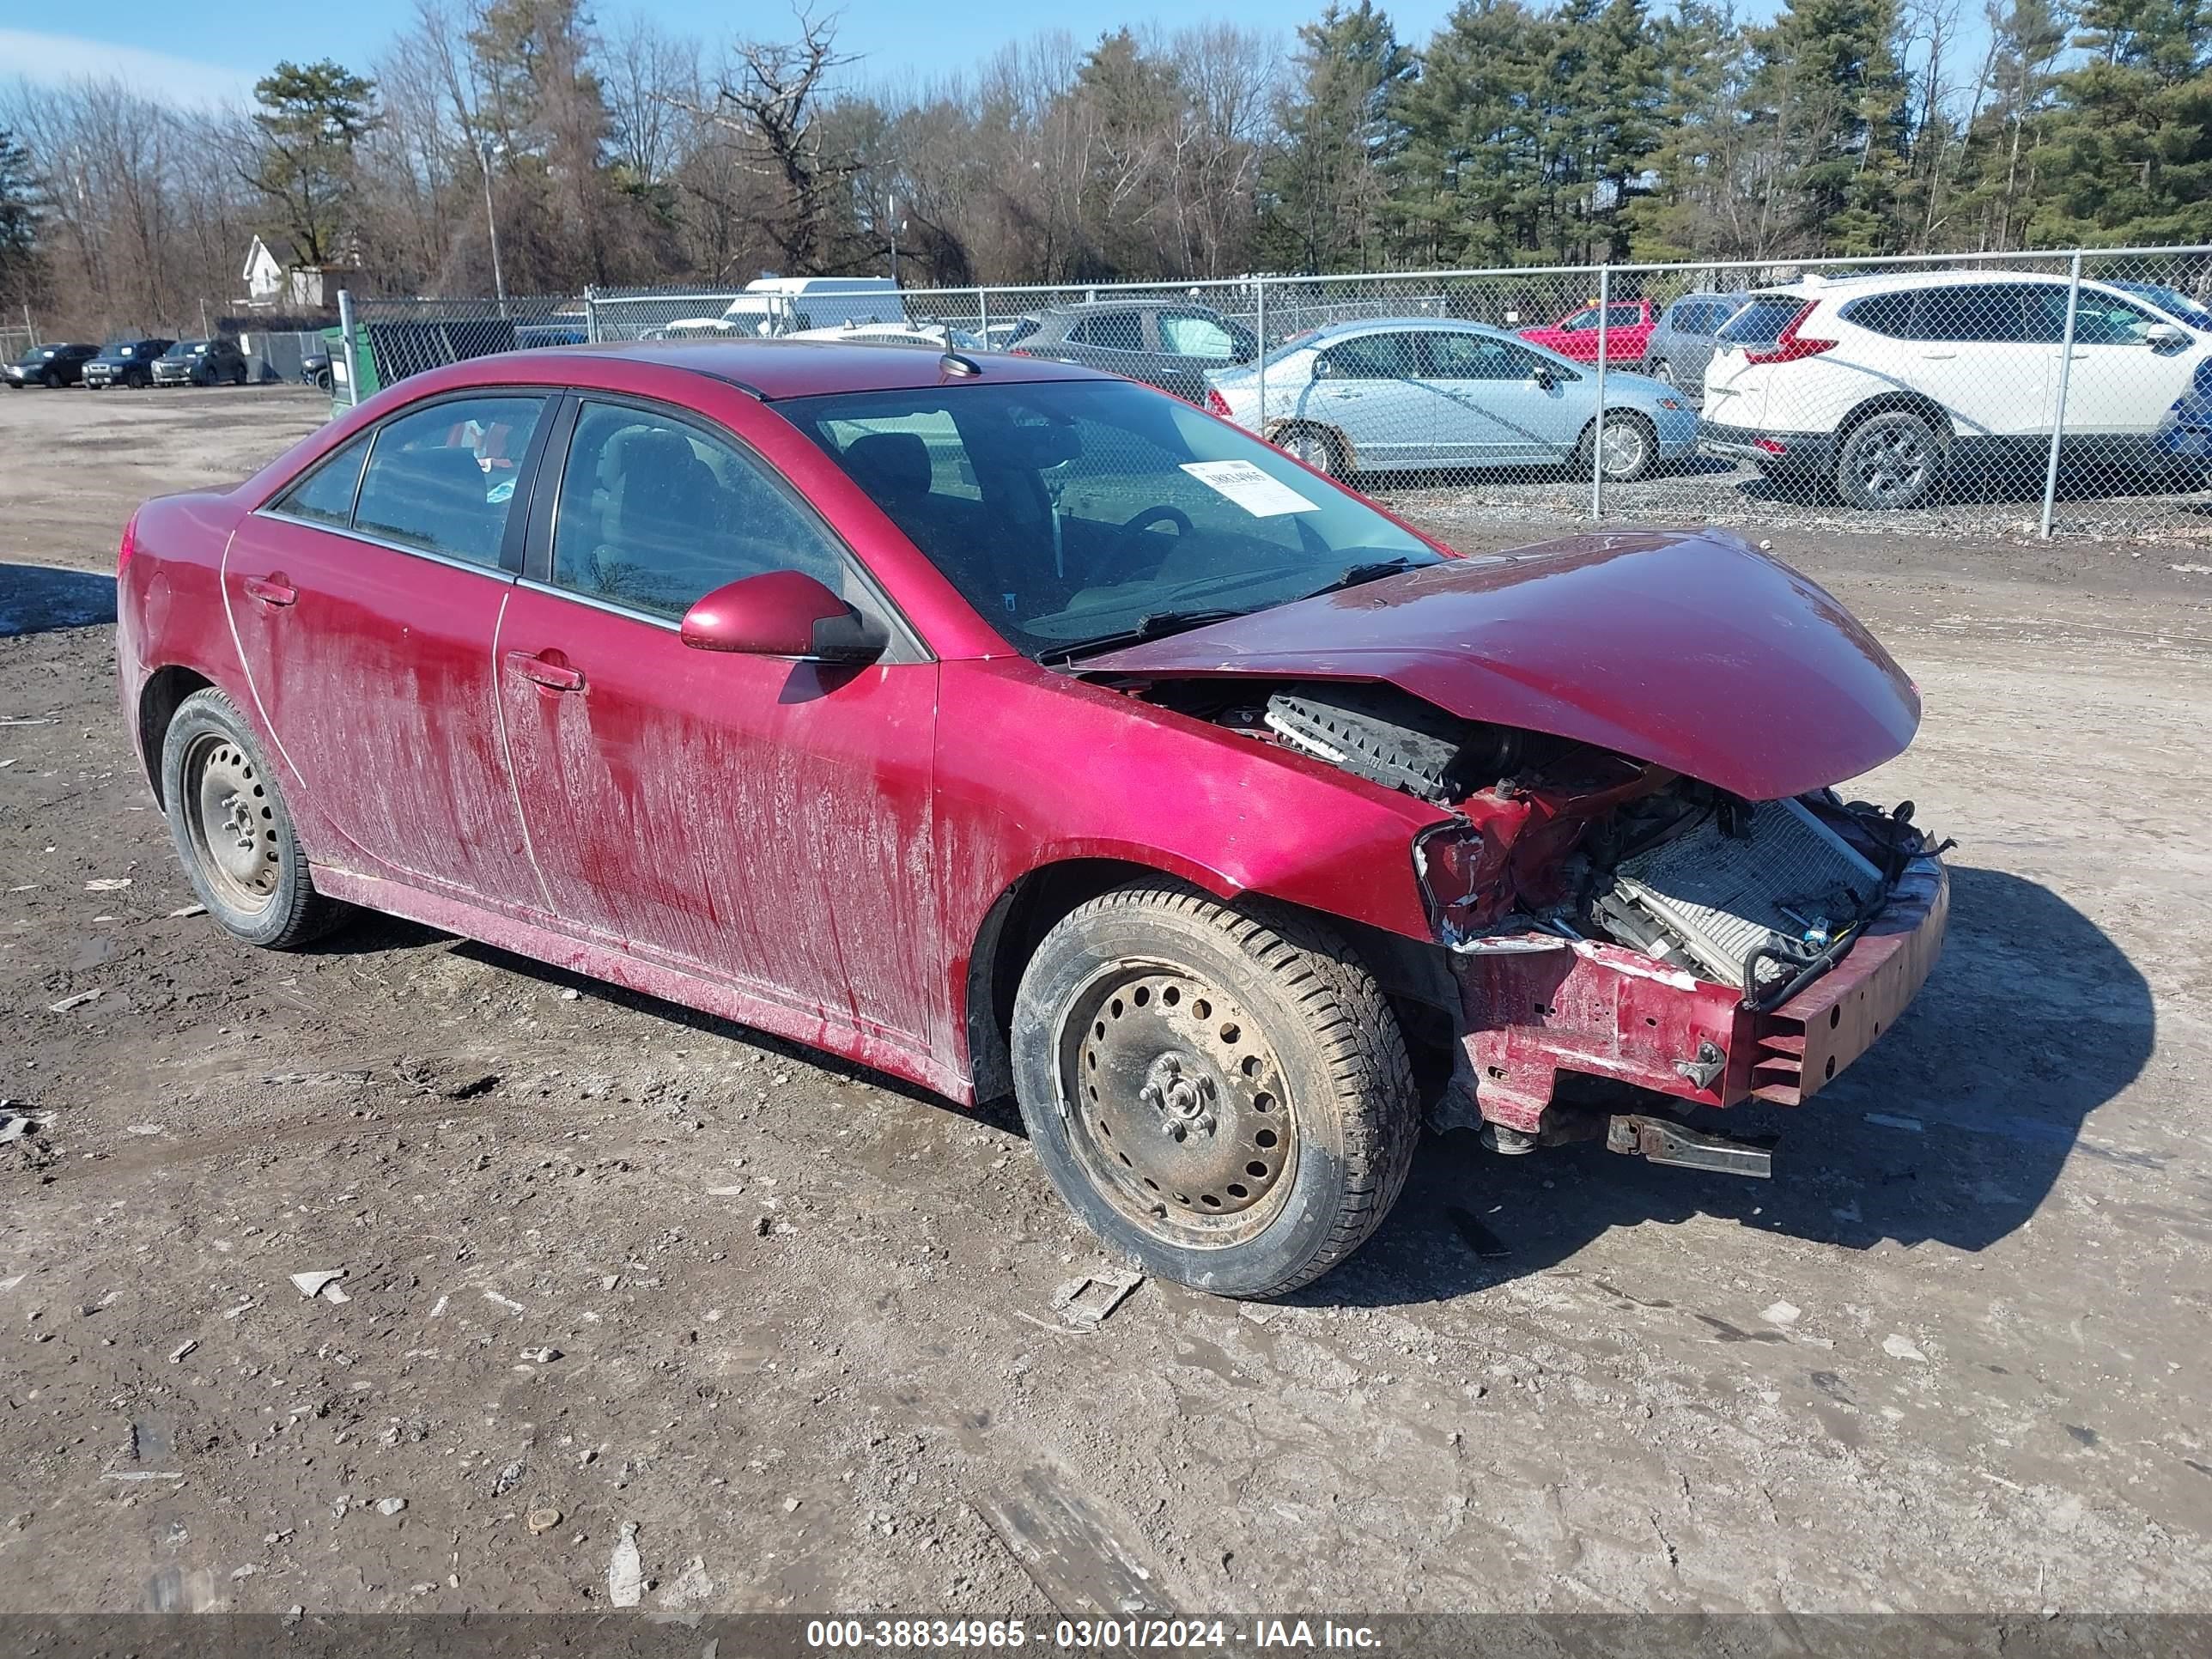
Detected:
[1765,268,2085,301]
[485,337,1109,399]
[1282,318,1524,348]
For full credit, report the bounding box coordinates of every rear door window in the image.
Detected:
[1069,313,1145,353]
[1912,285,2031,343]
[272,433,373,528]
[1320,331,1422,380]
[1604,302,1644,329]
[1842,291,1918,337]
[1157,313,1235,357]
[352,395,546,568]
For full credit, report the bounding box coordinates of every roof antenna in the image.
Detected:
[940,351,981,377]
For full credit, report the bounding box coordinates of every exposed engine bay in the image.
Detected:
[1151,678,1943,1008]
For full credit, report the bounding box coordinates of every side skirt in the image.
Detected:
[311,865,974,1106]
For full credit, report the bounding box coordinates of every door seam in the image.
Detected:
[489,584,561,917]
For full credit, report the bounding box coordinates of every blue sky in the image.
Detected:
[4,0,1797,108]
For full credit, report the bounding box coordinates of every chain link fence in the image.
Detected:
[325,246,2212,544]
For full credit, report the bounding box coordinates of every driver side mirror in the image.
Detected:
[678,570,888,664]
[2145,321,2191,349]
[1530,365,1557,391]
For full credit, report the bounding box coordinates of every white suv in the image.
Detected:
[1699,269,2211,509]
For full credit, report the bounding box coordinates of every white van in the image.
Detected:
[720,276,907,337]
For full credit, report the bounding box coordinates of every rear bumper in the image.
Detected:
[1449,854,1948,1133]
[1698,419,1834,471]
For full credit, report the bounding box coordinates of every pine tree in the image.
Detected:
[2026,0,2212,244]
[1747,0,1913,253]
[0,126,40,304]
[1260,3,1415,271]
[1387,0,1554,264]
[246,61,378,268]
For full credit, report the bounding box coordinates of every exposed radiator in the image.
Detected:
[1611,799,1881,989]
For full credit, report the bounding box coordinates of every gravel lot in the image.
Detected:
[3,383,2210,1621]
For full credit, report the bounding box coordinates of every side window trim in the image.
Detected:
[522,386,932,663]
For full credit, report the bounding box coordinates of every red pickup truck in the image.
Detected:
[1519,298,1657,365]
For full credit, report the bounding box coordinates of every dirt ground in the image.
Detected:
[3,382,2210,1621]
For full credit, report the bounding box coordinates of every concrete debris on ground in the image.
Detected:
[289,1270,349,1304]
[607,1522,644,1607]
[1051,1269,1144,1331]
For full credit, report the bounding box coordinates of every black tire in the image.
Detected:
[1577,410,1658,483]
[128,368,151,390]
[160,688,345,950]
[1835,409,1945,510]
[231,364,249,386]
[1277,422,1348,480]
[44,369,63,388]
[1011,880,1417,1298]
[1650,359,1675,388]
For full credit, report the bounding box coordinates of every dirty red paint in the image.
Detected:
[116,339,1943,1132]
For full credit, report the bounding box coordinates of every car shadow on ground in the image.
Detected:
[1319,864,2155,1310]
[1739,465,2212,512]
[0,563,117,638]
[307,865,2149,1312]
[1364,454,1735,495]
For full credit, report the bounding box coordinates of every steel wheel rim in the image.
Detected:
[182,732,281,914]
[1055,962,1298,1249]
[1652,361,1674,386]
[1855,425,1929,502]
[1600,417,1648,478]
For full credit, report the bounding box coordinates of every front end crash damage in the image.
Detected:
[1077,532,1947,1164]
[1129,677,1949,1158]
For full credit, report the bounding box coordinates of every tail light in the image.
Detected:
[1205,387,1231,416]
[117,509,141,575]
[1743,302,1836,365]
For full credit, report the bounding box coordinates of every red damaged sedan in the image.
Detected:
[116,340,1947,1297]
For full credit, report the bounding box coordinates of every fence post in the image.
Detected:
[337,289,360,408]
[977,288,989,345]
[584,285,599,344]
[2039,251,2082,541]
[1255,276,1267,440]
[1591,264,1610,520]
[22,302,35,346]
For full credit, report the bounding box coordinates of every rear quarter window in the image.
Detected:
[1841,291,1917,338]
[271,432,373,528]
[1718,295,1809,345]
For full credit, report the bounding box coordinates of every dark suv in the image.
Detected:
[1009,301,1257,402]
[4,343,100,388]
[153,338,251,387]
[83,337,175,390]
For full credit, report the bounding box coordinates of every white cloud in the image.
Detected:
[0,28,258,109]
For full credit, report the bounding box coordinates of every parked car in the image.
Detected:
[1203,319,1695,483]
[1009,300,1258,403]
[84,337,175,390]
[118,337,1945,1297]
[2154,357,2212,483]
[1641,293,1747,393]
[1699,269,2212,509]
[152,338,251,387]
[3,342,100,388]
[720,276,906,336]
[1517,297,1656,365]
[300,349,333,393]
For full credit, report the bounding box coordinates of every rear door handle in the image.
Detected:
[242,574,296,607]
[504,650,586,692]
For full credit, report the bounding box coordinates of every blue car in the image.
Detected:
[2155,356,2212,481]
[1204,319,1698,483]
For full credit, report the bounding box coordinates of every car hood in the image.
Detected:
[1079,529,1919,801]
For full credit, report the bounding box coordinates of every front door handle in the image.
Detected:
[242,574,296,607]
[504,650,586,692]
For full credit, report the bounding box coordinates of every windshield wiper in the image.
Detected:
[1297,555,1427,599]
[1042,607,1248,665]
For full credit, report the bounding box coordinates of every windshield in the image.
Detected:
[2113,282,2212,331]
[781,378,1438,659]
[164,341,207,359]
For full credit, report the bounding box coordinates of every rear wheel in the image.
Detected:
[161,689,345,950]
[1277,422,1347,480]
[1836,410,1944,510]
[1011,881,1417,1298]
[1650,359,1675,388]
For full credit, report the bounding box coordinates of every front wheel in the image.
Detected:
[160,689,346,950]
[1011,882,1418,1298]
[1580,411,1657,483]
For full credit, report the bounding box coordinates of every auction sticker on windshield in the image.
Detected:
[1179,460,1319,517]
